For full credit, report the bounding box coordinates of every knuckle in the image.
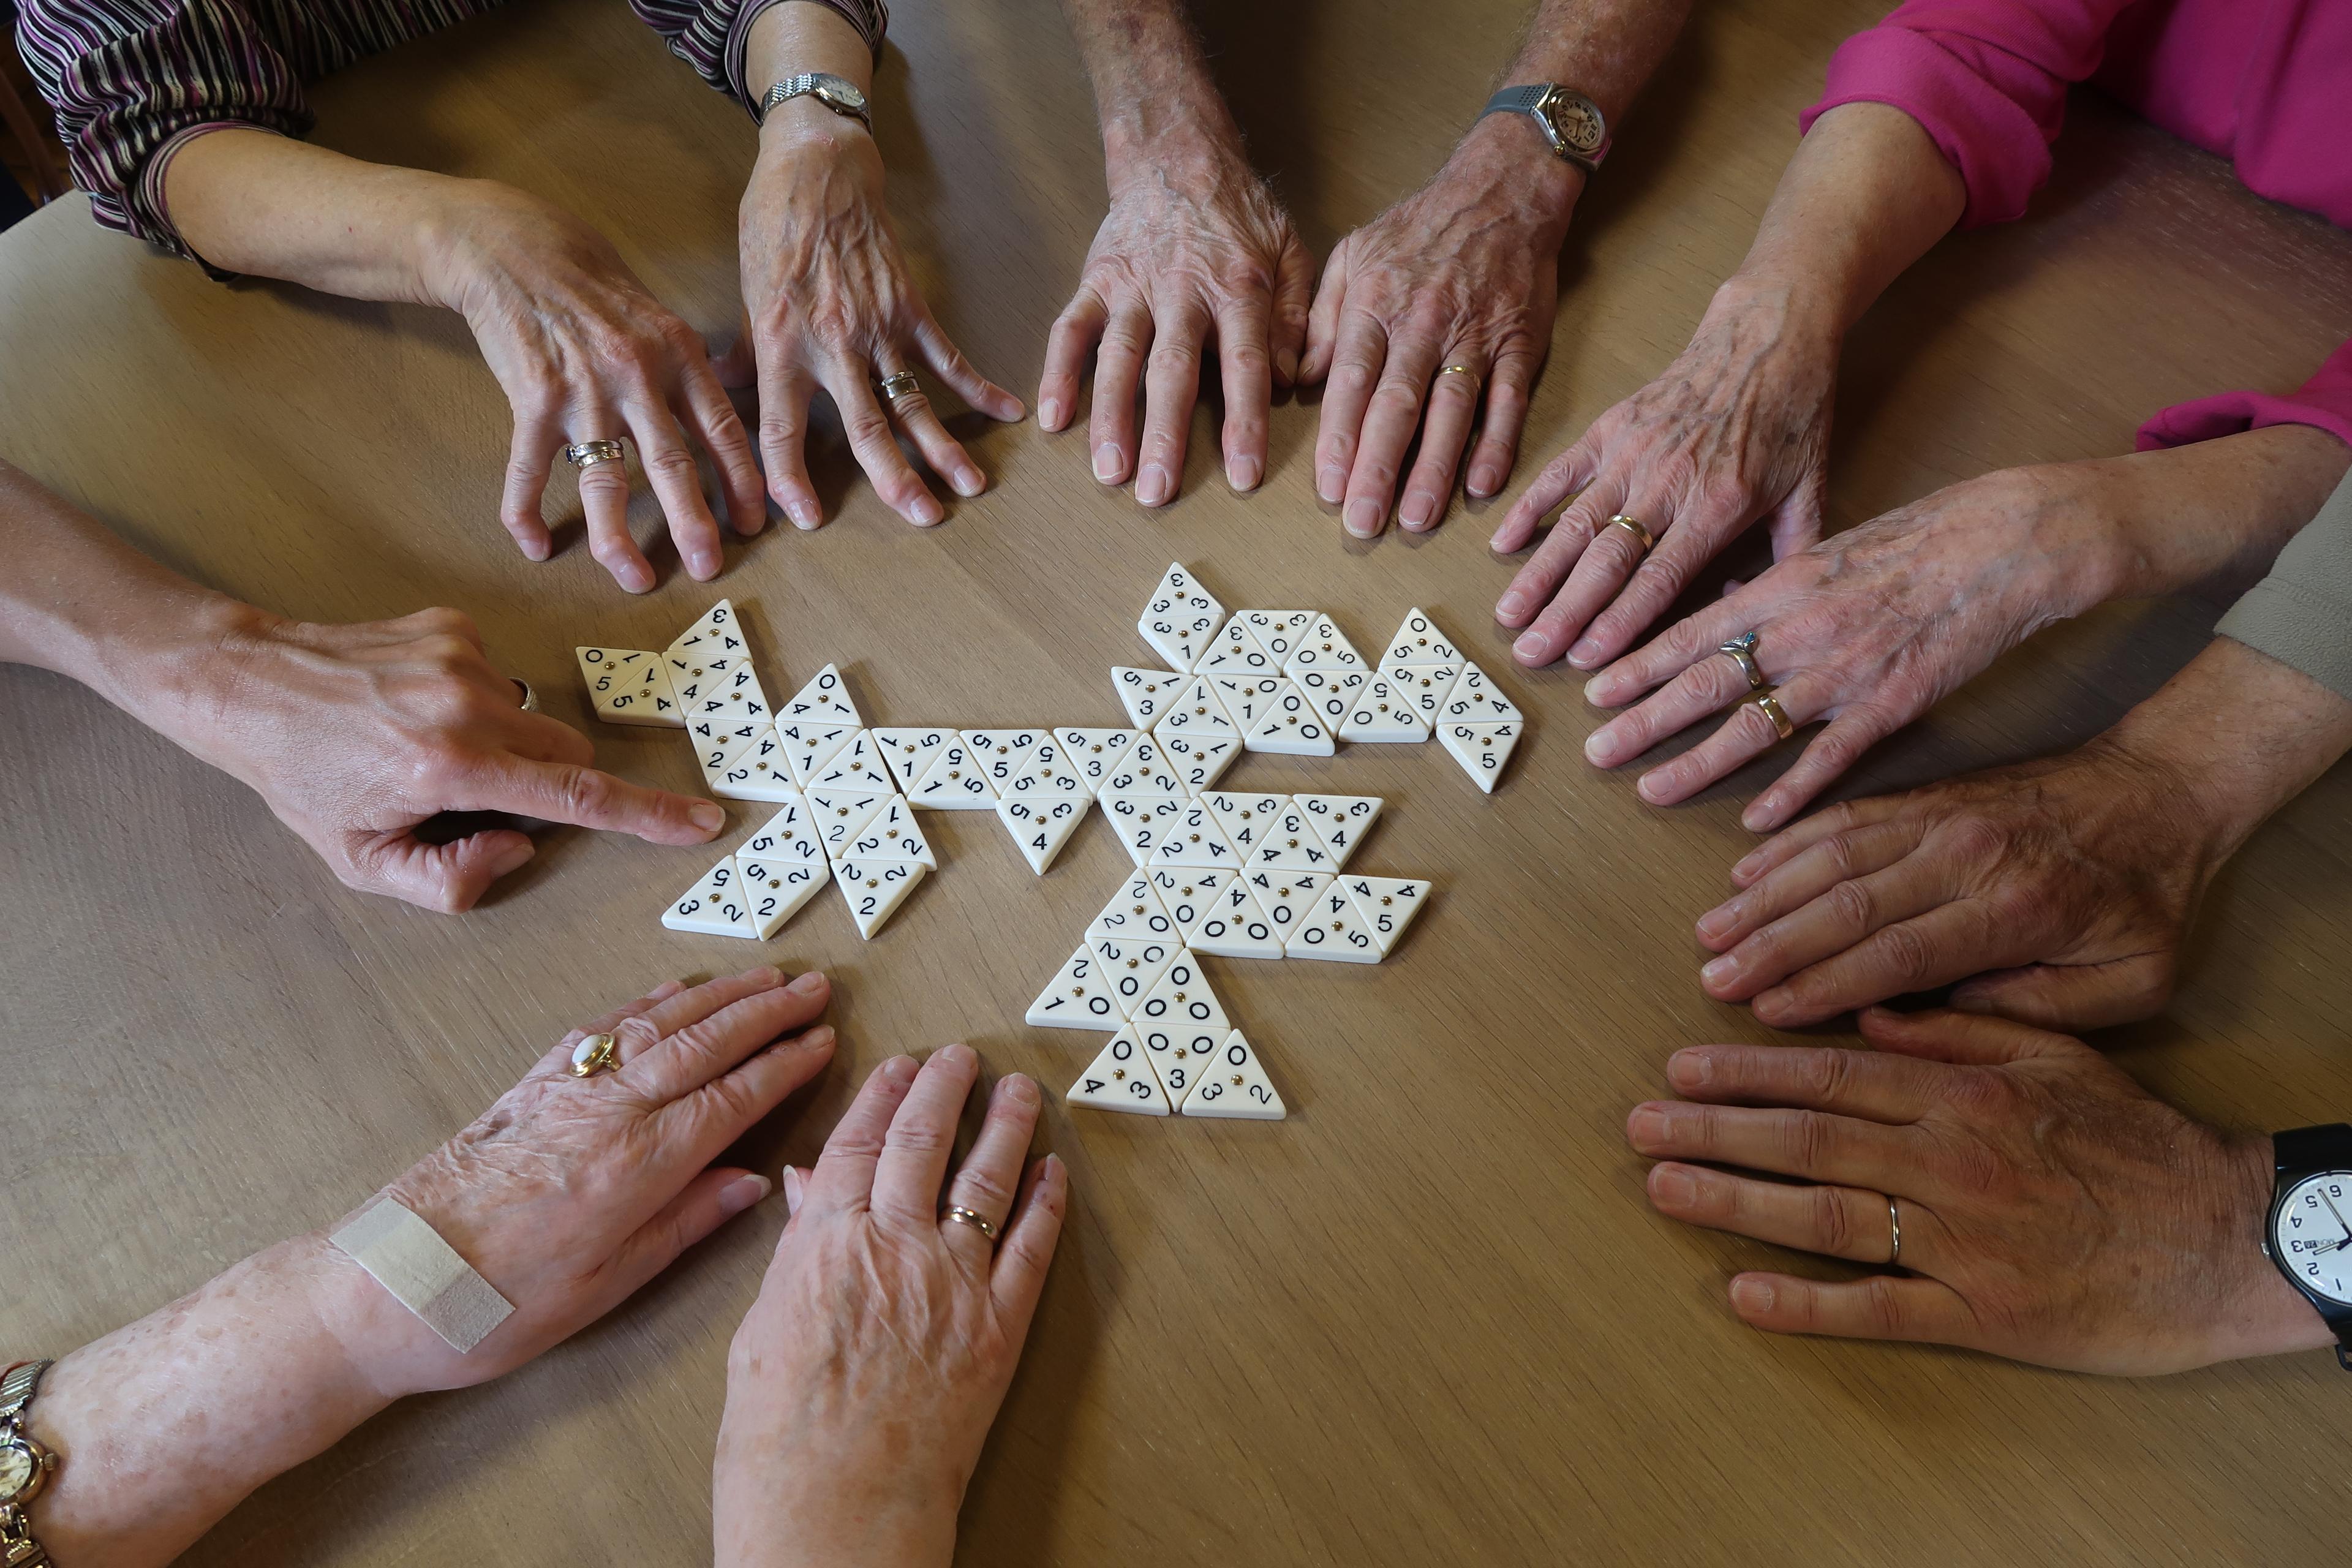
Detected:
[1814,1185,1856,1256]
[1861,1275,1908,1335]
[1786,1109,1837,1172]
[1825,878,1878,932]
[556,766,612,820]
[886,1120,954,1159]
[1871,922,1937,987]
[643,447,699,484]
[1802,1048,1856,1107]
[845,409,896,449]
[953,1166,1014,1215]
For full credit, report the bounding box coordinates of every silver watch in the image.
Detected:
[0,1361,56,1568]
[1482,83,1609,175]
[761,71,871,129]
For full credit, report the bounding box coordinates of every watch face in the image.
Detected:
[1542,95,1605,155]
[0,1439,33,1501]
[816,81,867,113]
[2274,1172,2352,1303]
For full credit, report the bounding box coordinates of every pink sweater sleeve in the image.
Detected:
[2138,338,2352,453]
[1798,0,2141,227]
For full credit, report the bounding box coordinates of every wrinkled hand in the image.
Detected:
[1692,738,2216,1030]
[723,117,1023,530]
[1578,464,2115,831]
[1303,133,1572,538]
[1041,139,1310,503]
[424,182,764,592]
[348,968,836,1396]
[1493,279,1836,666]
[179,606,726,912]
[1628,1008,2328,1375]
[715,1044,1066,1568]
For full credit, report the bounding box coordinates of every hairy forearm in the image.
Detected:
[1056,0,1243,170]
[19,1234,399,1568]
[1725,101,1967,337]
[2106,635,2352,867]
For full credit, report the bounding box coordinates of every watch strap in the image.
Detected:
[0,1363,46,1425]
[760,71,872,129]
[2271,1126,2352,1369]
[1486,84,1553,118]
[0,1360,53,1567]
[1480,83,1607,175]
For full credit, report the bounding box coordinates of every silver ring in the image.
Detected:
[1887,1194,1902,1268]
[1719,630,1765,692]
[564,439,625,470]
[878,371,921,403]
[511,678,540,713]
[941,1204,1000,1243]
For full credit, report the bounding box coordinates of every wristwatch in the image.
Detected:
[761,72,871,130]
[2263,1125,2352,1369]
[1482,83,1609,175]
[0,1360,56,1567]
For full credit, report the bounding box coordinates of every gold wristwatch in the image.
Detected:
[0,1360,56,1568]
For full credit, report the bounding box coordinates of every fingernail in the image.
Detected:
[490,839,535,878]
[1317,466,1345,502]
[1566,638,1602,667]
[794,1024,837,1051]
[1496,590,1527,619]
[1275,347,1300,383]
[1512,631,1547,662]
[1742,802,1777,833]
[788,499,820,530]
[787,969,828,995]
[1343,499,1381,537]
[953,467,985,498]
[782,1167,804,1213]
[1584,730,1620,766]
[524,538,551,562]
[1094,444,1123,483]
[939,1042,976,1068]
[1001,1072,1039,1106]
[691,549,720,579]
[884,1054,922,1084]
[1468,466,1499,497]
[1730,1277,1775,1313]
[1651,1166,1698,1207]
[1400,494,1433,528]
[1701,955,1734,984]
[1582,676,1614,706]
[1732,852,1765,881]
[719,1173,772,1215]
[1039,397,1063,429]
[1627,1106,1672,1148]
[689,801,726,833]
[911,496,944,526]
[1136,464,1170,506]
[1695,907,1733,941]
[622,566,654,594]
[1228,454,1261,492]
[1755,987,1792,1018]
[1670,1049,1715,1089]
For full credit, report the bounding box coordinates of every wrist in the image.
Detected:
[2211,1134,2341,1363]
[715,1428,961,1568]
[756,92,876,161]
[1102,106,1246,195]
[1447,113,1581,235]
[112,598,284,768]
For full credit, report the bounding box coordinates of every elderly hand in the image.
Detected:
[715,1044,1066,1568]
[1040,134,1310,503]
[1627,1008,2331,1374]
[1692,740,2215,1030]
[166,606,727,912]
[722,108,1024,530]
[1575,463,2123,832]
[1302,123,1576,538]
[421,181,766,592]
[1492,277,1836,665]
[355,967,837,1396]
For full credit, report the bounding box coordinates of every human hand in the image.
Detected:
[1492,277,1836,665]
[1692,739,2218,1030]
[1627,1008,2331,1375]
[1040,132,1310,503]
[1302,123,1575,538]
[715,1044,1067,1568]
[420,181,765,592]
[721,110,1023,530]
[1576,464,2123,831]
[166,606,726,912]
[337,968,837,1396]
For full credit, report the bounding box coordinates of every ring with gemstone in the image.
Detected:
[568,1033,619,1077]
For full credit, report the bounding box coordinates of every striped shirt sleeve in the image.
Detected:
[627,0,886,111]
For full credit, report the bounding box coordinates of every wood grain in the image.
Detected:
[4,0,2352,1562]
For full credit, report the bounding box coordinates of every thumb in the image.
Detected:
[461,755,728,845]
[1950,956,2174,1033]
[1766,463,1826,560]
[1271,232,1314,387]
[351,827,536,914]
[1297,238,1349,384]
[714,316,758,389]
[1858,1005,2078,1066]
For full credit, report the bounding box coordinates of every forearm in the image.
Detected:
[19,1234,401,1568]
[2103,636,2352,867]
[744,1,875,148]
[162,128,471,303]
[1056,0,1244,178]
[1722,100,1966,339]
[2071,425,2352,605]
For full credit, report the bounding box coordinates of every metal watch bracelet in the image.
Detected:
[0,1359,56,1568]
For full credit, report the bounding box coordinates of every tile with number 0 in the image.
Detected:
[1130,949,1227,1035]
[1184,872,1284,959]
[661,856,755,937]
[576,647,683,727]
[778,663,861,725]
[1209,674,1286,733]
[1180,1030,1285,1120]
[1137,1023,1217,1107]
[1294,668,1366,730]
[1439,719,1521,793]
[1338,671,1431,742]
[1194,616,1278,676]
[997,794,1090,874]
[1284,882,1385,963]
[1231,610,1315,665]
[832,858,926,939]
[1111,666,1189,729]
[1245,681,1336,756]
[1066,1033,1170,1115]
[1087,872,1179,943]
[1285,614,1368,676]
[1251,869,1329,941]
[1382,608,1461,666]
[1025,940,1129,1029]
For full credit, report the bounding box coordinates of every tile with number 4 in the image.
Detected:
[576,647,682,727]
[1252,799,1336,872]
[1180,1030,1285,1120]
[832,858,927,939]
[1294,794,1383,866]
[1439,719,1521,793]
[1146,801,1240,869]
[778,663,860,725]
[1342,875,1432,956]
[711,726,797,802]
[1439,660,1524,725]
[1200,792,1288,862]
[1066,1033,1170,1115]
[1184,873,1284,960]
[998,794,1090,874]
[778,722,858,784]
[1284,883,1385,963]
[667,600,748,665]
[1250,869,1329,943]
[661,856,753,937]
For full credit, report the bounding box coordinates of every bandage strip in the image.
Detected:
[330,1197,515,1353]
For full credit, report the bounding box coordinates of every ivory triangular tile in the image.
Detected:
[804,785,890,860]
[1054,728,1141,796]
[666,600,750,665]
[867,728,954,793]
[1101,791,1187,865]
[1292,794,1384,867]
[1184,873,1284,960]
[1199,791,1289,862]
[777,663,861,725]
[1111,666,1189,729]
[1025,940,1129,1030]
[1381,608,1461,667]
[1194,616,1278,676]
[1283,881,1385,963]
[1294,668,1366,732]
[576,647,682,727]
[777,720,858,784]
[1379,660,1463,728]
[1085,872,1181,944]
[1098,736,1186,798]
[1137,563,1225,671]
[1250,798,1338,873]
[708,725,797,801]
[1157,731,1239,793]
[1336,671,1431,742]
[1136,1024,1216,1107]
[1229,611,1316,665]
[996,794,1090,873]
[1437,719,1522,793]
[1129,949,1229,1037]
[1244,682,1336,756]
[1340,874,1433,955]
[1065,1033,1169,1115]
[1152,675,1239,744]
[660,855,755,937]
[1438,659,1525,724]
[1145,799,1242,869]
[844,794,935,866]
[1284,614,1368,676]
[960,728,1047,793]
[905,735,999,810]
[1180,1030,1285,1120]
[832,858,926,938]
[738,799,829,881]
[1208,674,1286,733]
[1249,870,1330,946]
[733,849,830,938]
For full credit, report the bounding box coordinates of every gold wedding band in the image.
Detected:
[941,1205,1000,1243]
[1747,692,1795,741]
[1718,631,1765,693]
[877,370,921,402]
[564,439,625,471]
[1438,364,1481,393]
[568,1032,619,1078]
[1607,513,1656,554]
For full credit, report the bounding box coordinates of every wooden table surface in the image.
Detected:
[7,0,2352,1561]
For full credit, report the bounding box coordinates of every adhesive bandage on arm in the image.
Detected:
[330,1197,515,1353]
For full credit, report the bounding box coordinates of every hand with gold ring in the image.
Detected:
[716,1044,1068,1566]
[1627,1009,2330,1375]
[721,8,1023,530]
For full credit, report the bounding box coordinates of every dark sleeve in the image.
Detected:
[629,0,887,112]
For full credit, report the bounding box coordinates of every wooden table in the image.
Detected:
[7,0,2352,1561]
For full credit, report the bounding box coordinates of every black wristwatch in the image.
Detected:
[2263,1124,2352,1369]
